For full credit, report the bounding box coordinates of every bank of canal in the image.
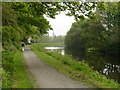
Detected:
[44,46,120,84]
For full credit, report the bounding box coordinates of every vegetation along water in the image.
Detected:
[2,2,120,88]
[43,44,120,84]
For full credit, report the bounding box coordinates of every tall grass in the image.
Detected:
[2,50,33,88]
[2,51,15,88]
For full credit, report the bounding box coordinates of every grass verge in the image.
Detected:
[13,51,33,88]
[12,51,33,88]
[30,43,119,88]
[2,50,34,88]
[2,50,39,88]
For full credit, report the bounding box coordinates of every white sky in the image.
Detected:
[45,12,75,36]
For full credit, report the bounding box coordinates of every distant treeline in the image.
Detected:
[32,35,65,43]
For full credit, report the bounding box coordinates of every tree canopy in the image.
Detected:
[2,2,106,50]
[64,2,120,59]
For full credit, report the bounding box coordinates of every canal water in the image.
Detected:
[45,47,65,55]
[44,47,120,84]
[85,53,120,84]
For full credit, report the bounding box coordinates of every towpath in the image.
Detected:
[23,46,88,88]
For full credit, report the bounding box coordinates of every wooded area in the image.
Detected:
[65,2,120,59]
[2,2,120,88]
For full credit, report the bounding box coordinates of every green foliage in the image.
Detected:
[2,3,18,26]
[104,2,120,56]
[2,51,33,88]
[65,19,107,59]
[2,51,15,88]
[2,26,23,50]
[65,2,120,59]
[33,35,65,44]
[2,2,52,50]
[33,35,51,43]
[2,2,106,50]
[53,35,65,43]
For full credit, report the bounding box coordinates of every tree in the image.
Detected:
[65,19,109,59]
[65,2,120,59]
[98,2,120,56]
[2,2,106,50]
[2,4,23,50]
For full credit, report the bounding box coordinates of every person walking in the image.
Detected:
[21,42,25,51]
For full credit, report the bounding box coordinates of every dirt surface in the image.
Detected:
[23,46,88,88]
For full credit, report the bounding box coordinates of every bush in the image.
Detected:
[2,51,16,87]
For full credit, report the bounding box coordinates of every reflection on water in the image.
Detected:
[86,53,120,83]
[44,47,65,55]
[45,47,64,50]
[44,47,120,84]
[61,50,65,55]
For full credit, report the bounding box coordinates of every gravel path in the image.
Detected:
[23,46,88,88]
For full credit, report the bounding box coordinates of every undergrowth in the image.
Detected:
[2,50,33,88]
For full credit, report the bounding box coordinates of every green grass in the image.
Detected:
[2,51,15,88]
[2,50,34,88]
[30,43,120,88]
[34,42,64,47]
[13,51,34,88]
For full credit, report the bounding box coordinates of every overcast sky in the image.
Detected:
[45,12,75,36]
